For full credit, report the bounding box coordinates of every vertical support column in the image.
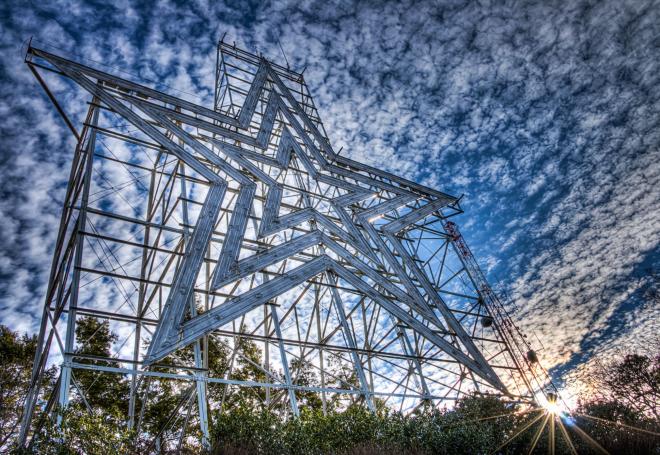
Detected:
[58,96,99,414]
[19,101,92,447]
[269,303,299,416]
[213,42,221,112]
[264,304,271,407]
[394,319,431,399]
[327,272,375,412]
[315,283,327,415]
[249,203,271,408]
[179,161,210,447]
[129,149,161,430]
[193,328,210,448]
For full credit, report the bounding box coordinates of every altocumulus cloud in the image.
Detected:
[0,0,658,392]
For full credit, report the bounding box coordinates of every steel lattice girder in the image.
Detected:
[19,42,545,449]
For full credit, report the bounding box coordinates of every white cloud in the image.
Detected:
[0,0,658,394]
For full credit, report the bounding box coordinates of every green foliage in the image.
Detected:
[137,375,191,443]
[210,394,535,455]
[3,319,659,454]
[574,348,660,454]
[135,340,200,447]
[288,358,323,411]
[579,398,640,425]
[572,401,660,455]
[26,406,137,454]
[600,353,660,421]
[73,317,129,418]
[0,325,55,451]
[225,330,268,409]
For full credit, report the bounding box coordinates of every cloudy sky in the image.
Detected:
[0,0,658,396]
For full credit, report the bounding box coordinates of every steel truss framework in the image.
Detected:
[19,41,554,449]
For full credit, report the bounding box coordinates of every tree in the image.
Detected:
[574,398,660,454]
[325,352,362,412]
[599,353,659,421]
[0,325,55,451]
[25,406,138,454]
[573,342,660,454]
[577,345,659,421]
[217,326,269,412]
[134,338,203,452]
[72,317,130,418]
[209,393,533,455]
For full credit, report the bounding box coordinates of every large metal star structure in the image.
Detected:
[18,40,556,449]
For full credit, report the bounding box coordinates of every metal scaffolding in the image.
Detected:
[18,40,556,450]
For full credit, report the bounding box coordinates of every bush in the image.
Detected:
[23,407,137,454]
[210,394,533,455]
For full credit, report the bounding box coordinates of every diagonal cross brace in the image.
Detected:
[327,272,376,411]
[157,255,506,392]
[44,62,231,363]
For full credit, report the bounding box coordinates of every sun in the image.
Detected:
[537,392,565,415]
[544,400,560,415]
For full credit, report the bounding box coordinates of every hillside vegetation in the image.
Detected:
[1,321,658,454]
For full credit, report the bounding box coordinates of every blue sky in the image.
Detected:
[0,0,658,393]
